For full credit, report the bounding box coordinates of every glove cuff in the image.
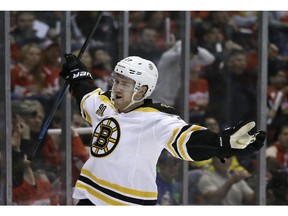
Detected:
[217,130,235,161]
[67,68,93,83]
[219,131,232,150]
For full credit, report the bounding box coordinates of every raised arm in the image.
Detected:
[60,53,98,109]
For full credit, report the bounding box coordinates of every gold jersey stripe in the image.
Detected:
[98,94,115,109]
[80,88,103,125]
[177,125,204,161]
[177,126,194,161]
[166,127,182,159]
[134,107,160,112]
[76,182,128,205]
[83,110,92,125]
[81,169,157,199]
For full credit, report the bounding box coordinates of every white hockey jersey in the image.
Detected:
[72,88,207,205]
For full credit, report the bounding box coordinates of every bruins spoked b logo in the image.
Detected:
[91,117,121,157]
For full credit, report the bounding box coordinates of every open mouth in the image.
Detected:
[115,95,122,99]
[114,95,123,101]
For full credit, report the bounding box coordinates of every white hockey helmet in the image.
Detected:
[113,56,158,99]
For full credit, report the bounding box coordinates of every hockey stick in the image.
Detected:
[27,11,103,161]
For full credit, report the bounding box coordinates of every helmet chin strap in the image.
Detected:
[121,91,144,112]
[110,88,145,113]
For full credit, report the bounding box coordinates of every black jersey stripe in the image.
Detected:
[170,125,192,159]
[78,175,157,205]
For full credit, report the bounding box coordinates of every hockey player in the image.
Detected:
[60,53,266,205]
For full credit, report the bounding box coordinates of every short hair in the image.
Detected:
[12,99,44,118]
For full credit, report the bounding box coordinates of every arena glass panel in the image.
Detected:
[4,10,288,206]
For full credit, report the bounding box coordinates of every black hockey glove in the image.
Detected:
[218,121,266,161]
[60,53,93,84]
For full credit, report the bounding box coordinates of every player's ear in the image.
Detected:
[136,85,148,99]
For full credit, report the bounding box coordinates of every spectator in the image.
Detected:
[268,43,288,77]
[42,110,90,182]
[230,12,257,31]
[43,109,90,204]
[202,116,254,175]
[129,11,146,45]
[129,27,163,65]
[156,150,181,205]
[266,123,288,169]
[10,11,45,63]
[229,11,258,50]
[90,47,113,92]
[11,99,46,172]
[42,110,89,204]
[11,98,64,205]
[269,11,288,56]
[34,11,62,41]
[11,100,54,205]
[40,111,62,184]
[266,156,288,205]
[197,156,255,205]
[12,157,54,205]
[204,12,240,42]
[205,49,257,128]
[267,70,288,143]
[198,25,243,68]
[143,11,176,51]
[90,47,112,72]
[71,11,119,61]
[71,112,90,185]
[13,101,89,205]
[11,43,44,97]
[151,40,215,107]
[189,64,209,124]
[11,43,55,105]
[200,26,247,126]
[72,49,93,71]
[41,40,62,96]
[188,115,249,204]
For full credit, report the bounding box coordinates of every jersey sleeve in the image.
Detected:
[155,113,227,162]
[79,88,104,125]
[70,80,98,110]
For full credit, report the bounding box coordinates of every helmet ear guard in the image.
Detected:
[113,56,158,99]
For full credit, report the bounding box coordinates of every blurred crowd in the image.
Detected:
[7,11,288,205]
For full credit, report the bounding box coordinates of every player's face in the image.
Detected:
[111,74,135,112]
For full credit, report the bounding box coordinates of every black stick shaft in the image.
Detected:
[27,11,103,161]
[77,11,103,59]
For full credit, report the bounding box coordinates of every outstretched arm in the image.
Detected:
[188,121,265,161]
[166,121,266,162]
